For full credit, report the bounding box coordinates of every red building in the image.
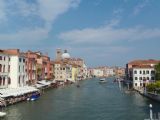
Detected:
[25,51,53,85]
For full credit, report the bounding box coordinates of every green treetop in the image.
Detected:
[155,63,160,81]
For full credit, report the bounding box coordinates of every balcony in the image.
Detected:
[0,72,8,76]
[0,85,8,89]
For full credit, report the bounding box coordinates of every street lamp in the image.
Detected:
[149,104,153,120]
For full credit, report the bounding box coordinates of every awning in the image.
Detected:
[0,86,39,98]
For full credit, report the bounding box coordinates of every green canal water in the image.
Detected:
[1,78,160,120]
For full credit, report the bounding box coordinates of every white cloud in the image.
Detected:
[59,25,160,45]
[37,0,80,28]
[0,28,49,44]
[0,0,81,43]
[133,0,149,15]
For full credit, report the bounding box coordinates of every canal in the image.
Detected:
[1,78,160,120]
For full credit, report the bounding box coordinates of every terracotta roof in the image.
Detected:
[0,49,25,56]
[128,59,160,65]
[132,65,154,69]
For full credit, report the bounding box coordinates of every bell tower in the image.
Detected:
[56,48,62,61]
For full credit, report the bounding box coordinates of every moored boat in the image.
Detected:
[0,111,6,117]
[27,92,40,101]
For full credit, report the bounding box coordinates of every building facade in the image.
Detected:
[92,69,104,77]
[0,49,27,88]
[0,50,10,88]
[132,66,155,90]
[126,59,160,89]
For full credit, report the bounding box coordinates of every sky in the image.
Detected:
[0,0,160,67]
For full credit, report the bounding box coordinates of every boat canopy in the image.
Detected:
[35,83,47,89]
[0,86,39,98]
[37,80,52,86]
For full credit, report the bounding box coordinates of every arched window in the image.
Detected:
[8,77,11,85]
[19,76,21,84]
[3,65,5,72]
[151,70,155,74]
[0,64,2,72]
[23,76,25,84]
[139,71,142,74]
[134,70,137,74]
[0,77,2,85]
[3,77,5,85]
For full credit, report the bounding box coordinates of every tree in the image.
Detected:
[146,81,160,93]
[146,83,156,92]
[155,63,160,80]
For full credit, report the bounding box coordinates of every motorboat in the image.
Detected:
[99,78,107,83]
[0,111,6,117]
[27,93,40,101]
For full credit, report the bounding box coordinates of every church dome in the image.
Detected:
[62,50,71,59]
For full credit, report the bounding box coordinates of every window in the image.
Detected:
[63,68,65,70]
[19,58,21,62]
[23,66,24,72]
[8,65,10,72]
[147,77,149,80]
[3,65,5,72]
[135,83,137,86]
[151,77,155,80]
[143,71,145,74]
[8,77,11,85]
[143,77,146,81]
[0,64,2,72]
[23,76,25,83]
[146,70,149,74]
[23,59,25,63]
[0,56,2,60]
[151,70,155,74]
[135,77,138,80]
[139,71,142,74]
[9,57,10,61]
[134,70,137,74]
[19,66,20,72]
[3,77,5,85]
[139,77,142,80]
[4,57,5,61]
[0,77,2,85]
[19,76,20,84]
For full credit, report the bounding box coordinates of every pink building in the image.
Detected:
[25,51,53,84]
[25,51,37,85]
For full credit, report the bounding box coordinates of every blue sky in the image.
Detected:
[0,0,160,67]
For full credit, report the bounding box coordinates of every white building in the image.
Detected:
[82,63,88,79]
[93,69,104,77]
[0,51,10,88]
[106,68,115,77]
[132,65,155,90]
[54,61,72,83]
[0,49,27,88]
